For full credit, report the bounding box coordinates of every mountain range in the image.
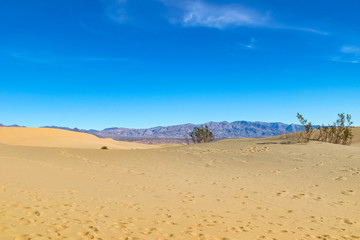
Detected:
[42,121,303,141]
[0,124,24,128]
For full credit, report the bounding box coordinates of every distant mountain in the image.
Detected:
[42,126,84,132]
[0,124,24,127]
[71,121,303,140]
[2,121,304,141]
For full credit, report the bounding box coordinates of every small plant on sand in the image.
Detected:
[333,113,353,145]
[188,125,215,144]
[101,146,108,150]
[296,113,353,145]
[296,113,313,143]
[320,125,330,142]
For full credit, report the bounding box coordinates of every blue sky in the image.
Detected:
[1,0,359,129]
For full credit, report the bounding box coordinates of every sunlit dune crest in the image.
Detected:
[0,127,158,149]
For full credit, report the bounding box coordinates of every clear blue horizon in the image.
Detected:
[1,0,359,129]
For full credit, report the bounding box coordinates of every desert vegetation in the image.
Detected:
[296,113,353,145]
[186,125,215,144]
[296,113,313,143]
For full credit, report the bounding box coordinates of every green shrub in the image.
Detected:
[296,113,313,143]
[187,125,215,144]
[296,113,353,145]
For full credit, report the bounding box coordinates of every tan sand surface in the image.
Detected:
[351,127,360,147]
[0,127,157,149]
[0,128,359,239]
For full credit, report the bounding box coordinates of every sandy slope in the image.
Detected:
[351,127,360,147]
[0,127,157,149]
[0,130,359,239]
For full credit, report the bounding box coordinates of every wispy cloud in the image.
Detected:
[104,0,128,23]
[279,26,328,35]
[237,37,257,49]
[328,56,359,64]
[341,45,360,55]
[158,0,325,34]
[104,0,326,34]
[325,45,360,64]
[160,0,270,29]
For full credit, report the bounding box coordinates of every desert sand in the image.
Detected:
[0,127,158,150]
[0,127,359,240]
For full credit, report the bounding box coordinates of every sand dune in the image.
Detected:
[0,128,359,239]
[0,127,157,149]
[351,127,360,146]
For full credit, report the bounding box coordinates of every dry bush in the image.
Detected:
[187,125,215,144]
[296,113,353,145]
[296,113,313,143]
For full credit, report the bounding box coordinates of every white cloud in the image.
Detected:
[162,0,270,29]
[238,37,256,49]
[327,45,360,64]
[281,26,328,35]
[341,45,360,55]
[104,0,326,34]
[104,0,128,23]
[326,48,360,64]
[327,56,360,63]
[159,0,326,34]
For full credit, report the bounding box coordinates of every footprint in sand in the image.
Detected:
[275,190,287,196]
[313,162,324,167]
[32,210,41,216]
[342,235,360,239]
[292,166,303,171]
[14,235,31,240]
[333,200,349,205]
[292,193,306,199]
[19,217,32,225]
[333,176,347,181]
[341,190,356,195]
[343,219,356,225]
[77,231,95,239]
[313,196,322,201]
